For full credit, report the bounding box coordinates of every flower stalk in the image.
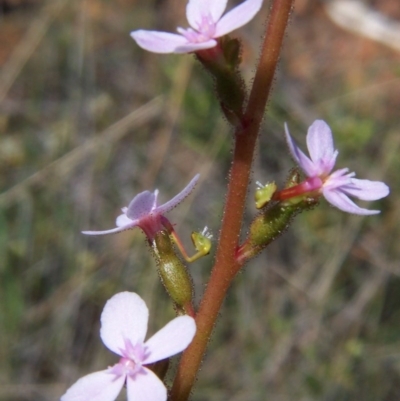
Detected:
[170,1,295,400]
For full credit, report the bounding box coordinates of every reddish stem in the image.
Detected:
[170,2,295,400]
[273,176,322,200]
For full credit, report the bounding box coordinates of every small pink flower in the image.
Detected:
[283,120,389,215]
[82,174,199,240]
[130,0,263,54]
[61,292,196,401]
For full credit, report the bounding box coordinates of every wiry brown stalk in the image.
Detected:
[170,1,295,400]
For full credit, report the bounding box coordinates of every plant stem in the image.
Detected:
[170,1,294,400]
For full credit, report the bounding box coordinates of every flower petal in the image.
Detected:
[284,124,318,177]
[215,0,263,38]
[81,224,135,236]
[186,0,228,29]
[144,316,196,364]
[155,174,200,216]
[101,292,149,356]
[131,30,188,53]
[127,191,157,220]
[341,178,390,201]
[323,188,380,215]
[126,368,167,401]
[306,120,337,175]
[175,39,218,53]
[61,370,125,401]
[116,213,134,227]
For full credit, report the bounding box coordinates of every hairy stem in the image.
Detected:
[170,1,294,400]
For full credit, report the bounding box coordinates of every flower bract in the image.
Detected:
[284,120,389,215]
[60,292,196,401]
[130,0,263,54]
[82,174,199,240]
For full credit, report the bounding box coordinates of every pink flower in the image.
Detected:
[82,175,199,240]
[130,0,263,54]
[284,120,389,215]
[61,292,196,401]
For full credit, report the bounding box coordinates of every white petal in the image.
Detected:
[342,179,390,201]
[116,213,134,227]
[186,0,228,29]
[323,188,380,215]
[82,224,135,236]
[144,316,196,364]
[131,30,188,54]
[175,39,218,53]
[306,120,336,173]
[126,368,167,401]
[101,292,149,356]
[61,370,125,401]
[127,191,157,220]
[284,123,317,177]
[156,174,200,216]
[215,0,263,38]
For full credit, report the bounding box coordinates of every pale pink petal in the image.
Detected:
[127,191,157,220]
[284,124,317,177]
[82,224,134,236]
[341,179,390,201]
[144,316,196,364]
[175,39,217,53]
[116,213,134,227]
[126,368,167,401]
[186,0,228,29]
[156,174,200,215]
[323,188,380,215]
[61,370,125,401]
[322,168,352,191]
[306,120,337,174]
[215,0,263,37]
[131,30,188,54]
[101,292,149,356]
[152,190,159,209]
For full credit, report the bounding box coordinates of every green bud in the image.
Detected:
[152,231,193,312]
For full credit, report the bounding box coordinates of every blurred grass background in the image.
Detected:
[0,0,399,400]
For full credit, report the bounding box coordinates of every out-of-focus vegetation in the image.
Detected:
[0,0,399,400]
